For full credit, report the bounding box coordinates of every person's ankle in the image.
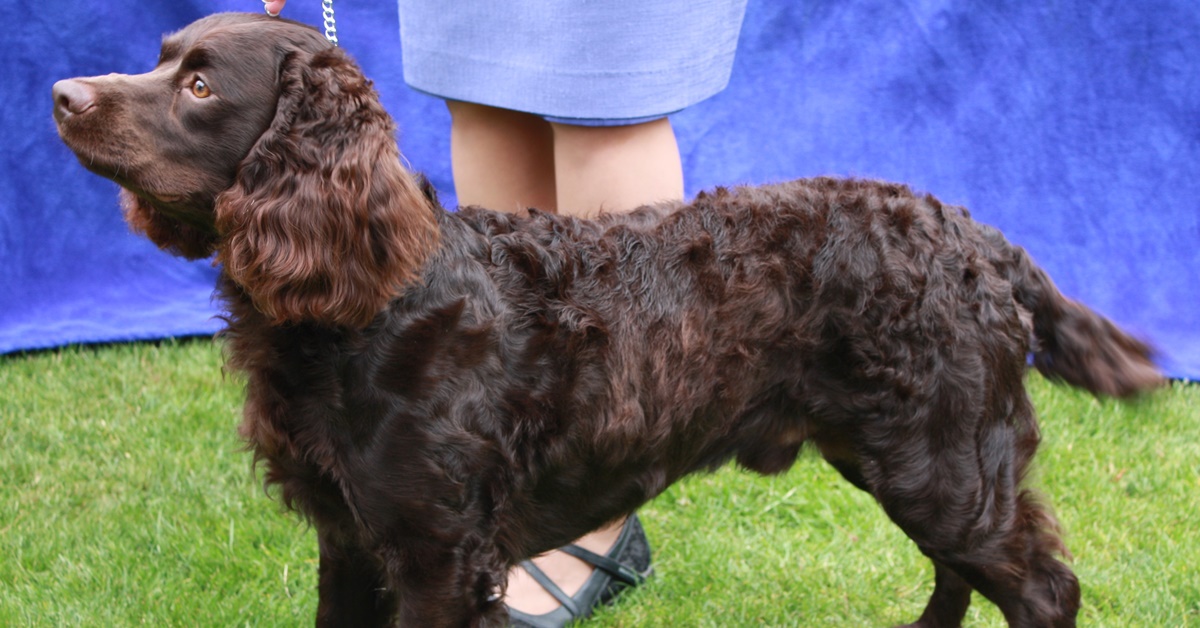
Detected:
[503,518,627,614]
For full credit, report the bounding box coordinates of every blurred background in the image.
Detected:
[3,0,1196,379]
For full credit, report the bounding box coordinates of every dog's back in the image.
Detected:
[450,176,1159,466]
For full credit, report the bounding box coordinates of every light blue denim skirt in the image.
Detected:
[397,0,748,125]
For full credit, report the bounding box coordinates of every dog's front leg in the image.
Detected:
[385,539,509,628]
[315,528,394,627]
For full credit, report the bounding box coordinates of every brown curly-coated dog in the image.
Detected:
[53,13,1162,628]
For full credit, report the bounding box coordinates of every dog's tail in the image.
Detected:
[981,226,1164,398]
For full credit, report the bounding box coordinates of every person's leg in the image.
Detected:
[550,117,684,217]
[506,118,685,617]
[505,519,628,614]
[447,105,684,216]
[449,105,683,618]
[447,101,558,212]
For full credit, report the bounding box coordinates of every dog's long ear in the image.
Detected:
[214,47,438,328]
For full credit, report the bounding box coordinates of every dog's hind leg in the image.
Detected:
[894,561,974,628]
[906,491,1081,628]
[851,398,1080,628]
[816,439,973,627]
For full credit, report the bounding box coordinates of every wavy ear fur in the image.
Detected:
[215,47,438,328]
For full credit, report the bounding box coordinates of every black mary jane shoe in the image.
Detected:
[508,515,653,627]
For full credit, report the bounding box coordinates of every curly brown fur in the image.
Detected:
[55,13,1163,628]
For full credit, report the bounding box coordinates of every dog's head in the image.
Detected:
[54,13,438,327]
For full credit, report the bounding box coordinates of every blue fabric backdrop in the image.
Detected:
[3,1,1197,379]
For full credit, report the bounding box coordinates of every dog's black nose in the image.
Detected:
[53,79,97,123]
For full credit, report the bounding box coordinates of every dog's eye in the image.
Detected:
[190,78,212,99]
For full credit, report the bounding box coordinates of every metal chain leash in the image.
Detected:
[263,1,338,45]
[322,0,339,46]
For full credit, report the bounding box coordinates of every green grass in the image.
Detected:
[1,341,1197,626]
